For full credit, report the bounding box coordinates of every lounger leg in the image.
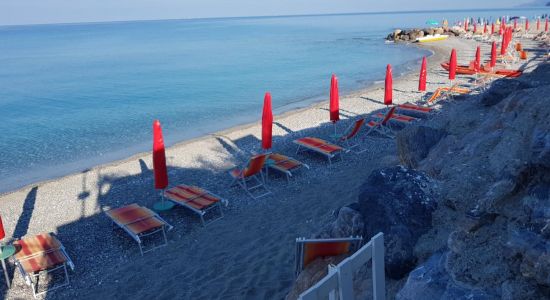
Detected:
[162,227,168,247]
[138,241,144,256]
[200,215,206,227]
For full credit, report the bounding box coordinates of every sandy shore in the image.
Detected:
[0,34,545,299]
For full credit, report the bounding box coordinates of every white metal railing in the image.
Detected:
[298,232,385,300]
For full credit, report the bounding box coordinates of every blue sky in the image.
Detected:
[0,0,532,26]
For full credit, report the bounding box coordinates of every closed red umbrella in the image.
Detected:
[525,19,529,31]
[261,92,273,151]
[500,34,506,55]
[474,46,481,72]
[0,216,4,241]
[464,19,468,31]
[537,18,540,31]
[546,18,549,32]
[329,74,339,123]
[384,64,393,106]
[484,23,488,34]
[514,19,517,30]
[418,57,427,92]
[473,22,477,33]
[449,49,457,81]
[491,23,495,35]
[152,120,172,211]
[490,41,497,67]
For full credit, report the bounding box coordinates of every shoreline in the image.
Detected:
[0,42,432,197]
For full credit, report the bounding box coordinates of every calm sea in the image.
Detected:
[0,8,547,193]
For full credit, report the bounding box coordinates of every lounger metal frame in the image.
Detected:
[107,206,173,256]
[229,155,271,199]
[332,118,367,154]
[164,185,228,226]
[294,138,344,164]
[13,234,75,298]
[294,236,363,277]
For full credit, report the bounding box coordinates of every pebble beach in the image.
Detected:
[0,29,547,300]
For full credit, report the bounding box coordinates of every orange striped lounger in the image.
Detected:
[105,203,173,255]
[265,153,310,181]
[164,184,228,226]
[294,236,363,276]
[13,233,75,298]
[294,137,344,164]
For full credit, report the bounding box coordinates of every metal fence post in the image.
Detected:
[337,260,354,300]
[372,233,385,300]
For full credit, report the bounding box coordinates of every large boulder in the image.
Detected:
[357,166,439,278]
[396,252,498,300]
[481,79,530,107]
[396,125,447,168]
[316,206,364,239]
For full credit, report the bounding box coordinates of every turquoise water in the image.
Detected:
[0,8,547,193]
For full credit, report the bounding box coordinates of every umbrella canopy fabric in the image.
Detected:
[153,120,168,190]
[474,46,481,72]
[419,57,427,92]
[490,41,497,67]
[0,215,5,240]
[261,92,273,150]
[484,23,488,34]
[500,34,507,55]
[449,49,457,81]
[491,23,495,35]
[329,74,339,123]
[526,19,529,31]
[384,64,393,105]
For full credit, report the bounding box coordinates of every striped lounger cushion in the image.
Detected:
[268,154,302,172]
[14,233,66,273]
[296,137,342,154]
[106,204,163,235]
[375,113,416,123]
[399,104,433,113]
[165,185,220,210]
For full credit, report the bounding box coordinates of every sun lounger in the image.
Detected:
[331,118,366,153]
[294,137,344,164]
[427,86,471,104]
[265,153,309,181]
[229,154,271,199]
[105,203,173,255]
[294,236,363,276]
[164,185,227,226]
[374,112,418,125]
[365,106,397,138]
[397,103,435,118]
[13,233,75,298]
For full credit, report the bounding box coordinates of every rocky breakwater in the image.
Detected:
[287,63,550,299]
[387,26,469,42]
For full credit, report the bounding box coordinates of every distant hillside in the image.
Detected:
[518,0,550,6]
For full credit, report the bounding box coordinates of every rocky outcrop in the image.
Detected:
[396,125,447,168]
[357,166,439,279]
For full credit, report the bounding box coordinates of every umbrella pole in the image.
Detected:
[154,189,174,211]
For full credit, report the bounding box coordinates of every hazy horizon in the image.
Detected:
[0,0,539,26]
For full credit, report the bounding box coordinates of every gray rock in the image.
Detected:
[481,79,524,106]
[530,127,550,168]
[315,206,364,239]
[505,229,550,286]
[396,125,447,168]
[396,252,498,300]
[357,166,438,278]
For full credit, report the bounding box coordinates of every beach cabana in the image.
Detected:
[294,137,344,164]
[294,236,363,276]
[105,203,173,255]
[164,185,227,226]
[229,154,271,199]
[12,233,75,298]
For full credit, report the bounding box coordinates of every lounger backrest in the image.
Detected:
[303,241,351,268]
[381,107,396,125]
[243,154,267,177]
[343,119,365,141]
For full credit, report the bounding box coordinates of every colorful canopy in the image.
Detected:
[261,92,273,150]
[153,120,168,190]
[418,57,427,92]
[384,64,393,105]
[329,74,339,123]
